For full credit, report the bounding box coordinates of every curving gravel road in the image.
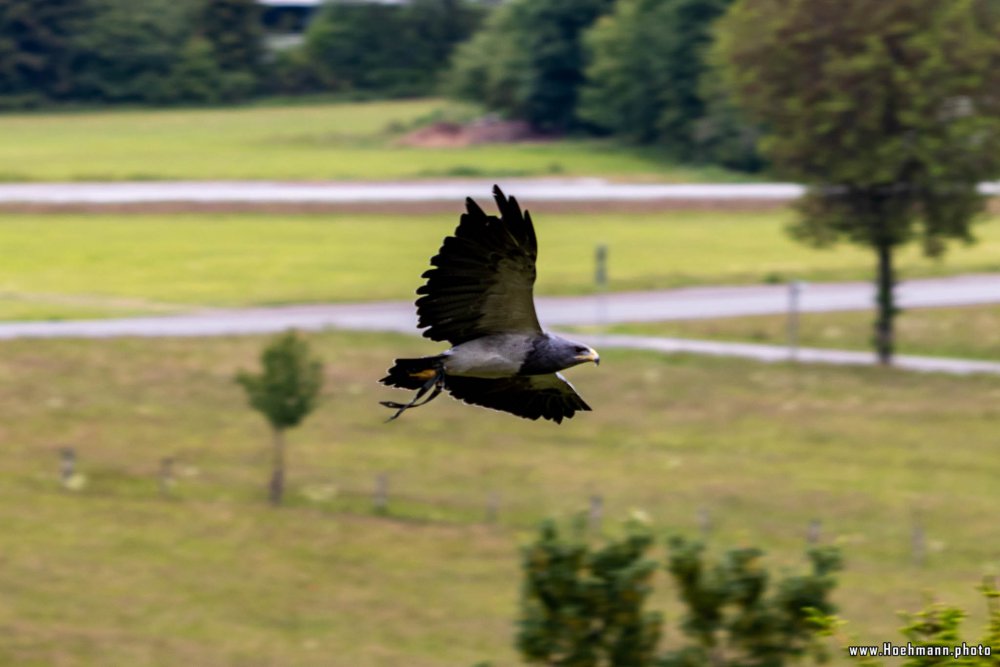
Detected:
[2,274,1000,375]
[2,273,998,340]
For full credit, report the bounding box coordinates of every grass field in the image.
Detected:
[584,305,1000,362]
[0,99,744,183]
[3,210,1000,321]
[2,330,1000,665]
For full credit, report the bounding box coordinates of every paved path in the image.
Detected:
[575,334,1000,376]
[2,273,997,340]
[2,178,997,205]
[2,274,999,376]
[0,179,805,205]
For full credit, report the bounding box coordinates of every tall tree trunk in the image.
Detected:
[269,427,285,506]
[874,241,896,365]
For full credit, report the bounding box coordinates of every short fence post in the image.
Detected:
[588,494,603,534]
[485,491,500,524]
[374,473,389,515]
[912,510,926,567]
[807,518,822,545]
[59,447,75,489]
[595,244,608,328]
[787,280,804,361]
[698,507,712,539]
[159,457,174,497]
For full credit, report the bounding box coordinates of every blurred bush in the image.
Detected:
[517,517,841,667]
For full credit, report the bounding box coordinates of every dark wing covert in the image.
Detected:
[415,185,542,345]
[444,373,590,424]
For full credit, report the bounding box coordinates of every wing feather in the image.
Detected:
[444,373,590,424]
[416,186,542,345]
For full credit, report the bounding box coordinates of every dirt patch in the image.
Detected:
[396,117,549,148]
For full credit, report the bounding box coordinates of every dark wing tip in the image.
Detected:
[493,186,523,221]
[466,196,485,217]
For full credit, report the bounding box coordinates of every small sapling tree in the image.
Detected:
[236,330,323,506]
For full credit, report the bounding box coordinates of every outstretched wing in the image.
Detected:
[416,185,542,345]
[444,373,590,424]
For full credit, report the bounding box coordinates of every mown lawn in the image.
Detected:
[3,209,1000,320]
[588,305,1000,361]
[0,98,744,183]
[2,331,999,665]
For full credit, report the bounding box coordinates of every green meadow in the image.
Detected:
[0,99,743,183]
[2,210,1000,321]
[2,331,999,665]
[5,94,1000,666]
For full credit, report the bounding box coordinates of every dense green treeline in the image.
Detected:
[445,0,761,169]
[2,0,754,168]
[0,0,485,106]
[0,0,261,105]
[7,0,996,181]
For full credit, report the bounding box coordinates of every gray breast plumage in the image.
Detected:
[442,333,536,378]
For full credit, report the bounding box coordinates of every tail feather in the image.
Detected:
[380,356,445,390]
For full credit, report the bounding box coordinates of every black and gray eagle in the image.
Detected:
[379,186,600,423]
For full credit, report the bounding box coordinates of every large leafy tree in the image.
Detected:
[406,0,485,70]
[580,0,736,158]
[715,0,1000,364]
[0,0,97,105]
[447,0,614,131]
[307,0,483,95]
[197,0,262,76]
[73,0,199,103]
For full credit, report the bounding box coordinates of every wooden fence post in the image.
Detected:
[374,473,389,515]
[59,447,75,489]
[159,457,174,497]
[588,494,603,534]
[807,519,822,545]
[485,491,500,524]
[912,509,926,567]
[698,507,712,539]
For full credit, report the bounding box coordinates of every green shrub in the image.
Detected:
[517,516,841,667]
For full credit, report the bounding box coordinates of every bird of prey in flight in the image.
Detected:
[380,186,600,423]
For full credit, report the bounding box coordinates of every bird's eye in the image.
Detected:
[575,346,587,353]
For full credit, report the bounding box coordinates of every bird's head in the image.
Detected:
[520,334,600,375]
[570,342,601,367]
[552,337,601,370]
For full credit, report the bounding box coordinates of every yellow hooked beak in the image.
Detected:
[575,348,600,366]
